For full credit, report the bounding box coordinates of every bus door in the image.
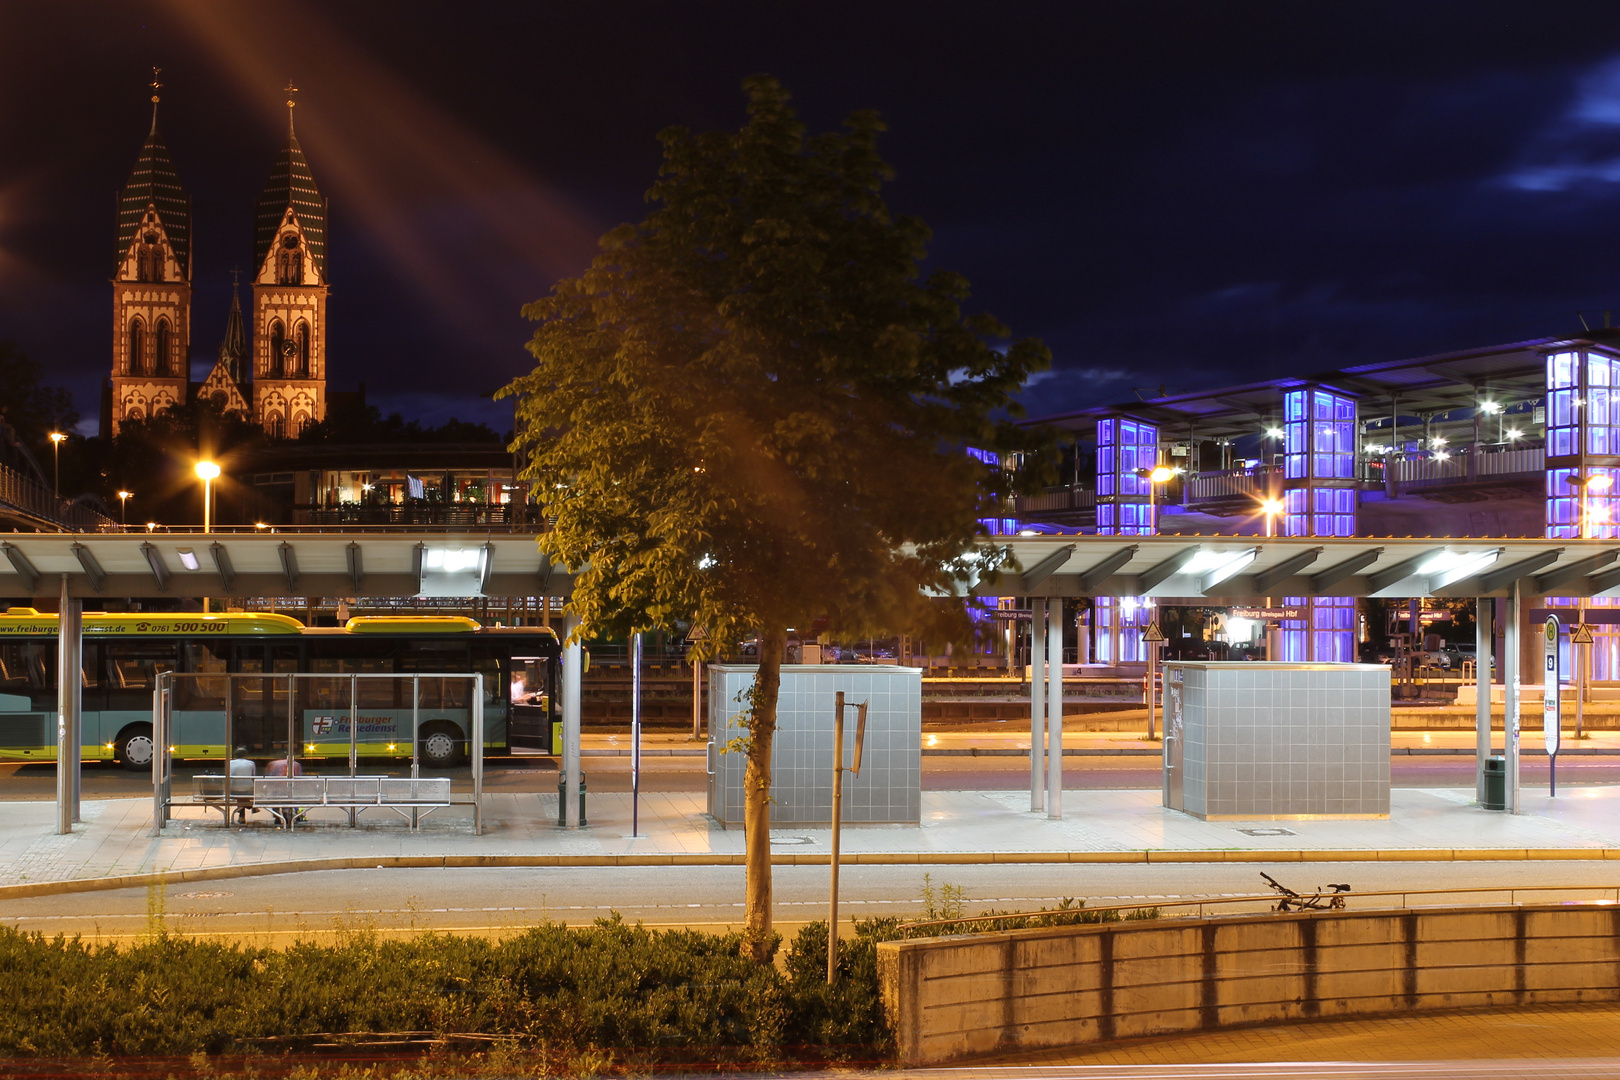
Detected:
[508,655,553,752]
[105,643,180,756]
[175,642,229,763]
[233,643,300,755]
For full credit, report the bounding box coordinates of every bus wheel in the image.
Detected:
[419,723,464,768]
[116,725,155,772]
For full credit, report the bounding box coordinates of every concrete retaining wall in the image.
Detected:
[877,904,1620,1065]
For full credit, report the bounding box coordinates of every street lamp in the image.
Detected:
[48,432,65,497]
[195,461,221,533]
[1576,474,1614,540]
[117,490,132,527]
[1135,465,1175,528]
[1260,498,1285,538]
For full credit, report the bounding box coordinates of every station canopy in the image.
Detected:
[1036,331,1618,440]
[0,530,1605,602]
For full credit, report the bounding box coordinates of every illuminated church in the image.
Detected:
[106,77,328,437]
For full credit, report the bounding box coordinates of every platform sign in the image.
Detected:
[1143,622,1166,643]
[1543,617,1560,756]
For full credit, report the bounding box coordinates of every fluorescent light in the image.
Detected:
[176,548,200,571]
[423,548,480,572]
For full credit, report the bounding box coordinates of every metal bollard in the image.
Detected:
[556,772,587,826]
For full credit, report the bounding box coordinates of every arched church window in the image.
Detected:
[277,233,302,285]
[129,318,145,375]
[295,322,310,377]
[155,320,171,377]
[268,321,285,378]
[268,414,285,440]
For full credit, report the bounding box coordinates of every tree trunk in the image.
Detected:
[744,624,786,964]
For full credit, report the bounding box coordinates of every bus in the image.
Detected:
[0,608,561,770]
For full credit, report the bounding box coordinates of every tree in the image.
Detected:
[0,341,79,453]
[502,77,1051,962]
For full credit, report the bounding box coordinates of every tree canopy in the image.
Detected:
[502,76,1051,959]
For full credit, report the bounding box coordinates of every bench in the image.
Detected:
[191,775,453,831]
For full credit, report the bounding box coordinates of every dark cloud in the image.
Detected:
[5,1,1620,433]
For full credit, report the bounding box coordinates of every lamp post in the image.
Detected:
[117,490,132,527]
[1261,498,1284,538]
[195,461,221,533]
[1136,465,1175,529]
[48,432,65,497]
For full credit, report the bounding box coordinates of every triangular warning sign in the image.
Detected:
[1573,623,1595,645]
[1143,621,1166,642]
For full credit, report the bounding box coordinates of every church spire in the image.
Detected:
[254,82,327,281]
[218,272,247,383]
[117,69,191,279]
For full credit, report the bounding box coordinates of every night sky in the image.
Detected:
[7,1,1620,437]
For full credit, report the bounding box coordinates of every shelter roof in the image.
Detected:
[1039,330,1620,441]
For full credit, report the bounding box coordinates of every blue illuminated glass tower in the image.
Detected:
[1095,417,1157,662]
[1544,347,1620,679]
[1280,387,1357,662]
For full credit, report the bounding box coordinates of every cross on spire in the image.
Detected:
[149,67,163,104]
[284,80,298,133]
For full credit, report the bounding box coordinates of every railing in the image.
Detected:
[1183,464,1280,505]
[301,504,544,528]
[1386,446,1544,485]
[0,460,118,531]
[899,883,1620,933]
[1013,485,1096,513]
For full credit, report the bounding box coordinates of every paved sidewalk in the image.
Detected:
[585,730,1620,755]
[5,778,1620,898]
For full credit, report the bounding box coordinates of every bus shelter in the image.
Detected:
[151,670,486,835]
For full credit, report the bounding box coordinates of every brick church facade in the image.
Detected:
[105,83,329,437]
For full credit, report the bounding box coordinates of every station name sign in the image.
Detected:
[1227,606,1306,621]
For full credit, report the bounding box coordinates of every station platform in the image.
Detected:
[5,777,1620,901]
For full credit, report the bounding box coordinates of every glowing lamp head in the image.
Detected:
[1480,401,1501,413]
[117,490,132,501]
[194,461,221,480]
[1587,475,1614,492]
[1261,499,1284,515]
[48,432,65,445]
[1149,466,1174,483]
[1265,427,1283,439]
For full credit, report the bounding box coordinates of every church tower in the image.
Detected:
[109,71,192,434]
[196,273,251,419]
[252,85,328,437]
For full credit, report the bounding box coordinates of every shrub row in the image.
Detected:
[0,917,898,1067]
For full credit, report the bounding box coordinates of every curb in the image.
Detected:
[3,846,1618,900]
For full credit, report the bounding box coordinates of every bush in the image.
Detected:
[0,917,893,1068]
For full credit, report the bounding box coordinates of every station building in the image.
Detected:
[1019,331,1620,679]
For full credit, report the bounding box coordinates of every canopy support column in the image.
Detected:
[1504,582,1521,814]
[1030,598,1045,812]
[55,575,81,834]
[1475,597,1492,803]
[562,611,583,827]
[1046,597,1064,820]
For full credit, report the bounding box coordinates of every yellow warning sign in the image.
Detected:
[1573,623,1595,645]
[1143,621,1166,642]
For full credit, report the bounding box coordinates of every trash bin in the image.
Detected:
[557,772,587,826]
[1482,755,1506,811]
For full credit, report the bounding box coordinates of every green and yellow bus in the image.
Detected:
[0,608,561,769]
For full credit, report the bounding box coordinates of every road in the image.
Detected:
[4,860,1617,943]
[2,752,1617,797]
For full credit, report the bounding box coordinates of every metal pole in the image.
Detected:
[152,683,163,837]
[692,652,702,739]
[1504,581,1521,814]
[1046,597,1064,820]
[828,691,845,985]
[287,673,297,776]
[1147,642,1157,741]
[411,675,420,830]
[1029,598,1045,812]
[347,673,358,827]
[631,631,642,837]
[1475,597,1492,804]
[55,575,80,834]
[65,584,81,822]
[562,612,582,827]
[473,673,484,835]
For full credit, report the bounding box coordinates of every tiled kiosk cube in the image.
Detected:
[1163,662,1390,820]
[707,664,921,828]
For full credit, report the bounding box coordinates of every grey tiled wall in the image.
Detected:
[708,665,922,827]
[1164,663,1390,820]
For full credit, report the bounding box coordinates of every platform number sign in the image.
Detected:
[1543,617,1560,757]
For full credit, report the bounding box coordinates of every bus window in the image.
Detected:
[179,643,229,708]
[475,656,502,715]
[509,657,549,708]
[106,644,179,691]
[0,643,51,710]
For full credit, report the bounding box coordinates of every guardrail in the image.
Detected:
[897,882,1620,933]
[1183,464,1280,505]
[1013,485,1096,513]
[0,461,118,531]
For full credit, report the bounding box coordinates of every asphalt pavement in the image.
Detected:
[5,859,1617,943]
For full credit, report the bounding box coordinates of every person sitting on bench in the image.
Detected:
[228,747,257,822]
[265,756,304,777]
